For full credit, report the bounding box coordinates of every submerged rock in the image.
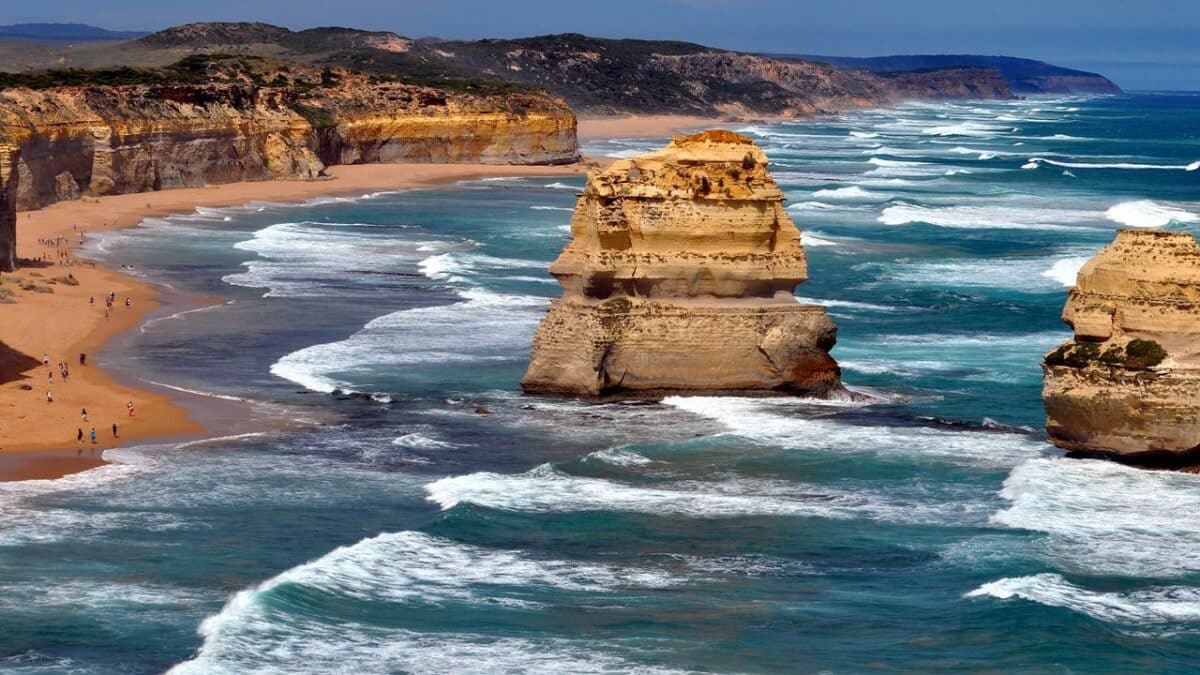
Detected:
[1042,229,1200,466]
[522,129,843,399]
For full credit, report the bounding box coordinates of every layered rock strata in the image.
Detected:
[1043,229,1200,466]
[523,130,842,399]
[0,75,577,270]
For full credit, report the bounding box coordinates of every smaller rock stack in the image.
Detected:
[1043,229,1200,466]
[522,130,843,399]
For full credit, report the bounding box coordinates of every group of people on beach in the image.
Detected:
[37,230,86,266]
[45,346,134,448]
[91,291,131,319]
[33,252,139,448]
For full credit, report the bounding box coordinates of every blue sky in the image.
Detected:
[10,0,1200,89]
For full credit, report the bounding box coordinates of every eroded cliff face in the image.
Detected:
[0,73,577,270]
[523,130,842,399]
[1043,229,1200,465]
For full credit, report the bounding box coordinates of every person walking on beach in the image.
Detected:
[112,423,118,438]
[127,401,134,417]
[42,353,48,367]
[80,353,86,366]
[46,390,53,404]
[90,428,96,444]
[77,428,83,443]
[81,408,88,422]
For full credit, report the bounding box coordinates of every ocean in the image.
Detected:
[2,92,1200,673]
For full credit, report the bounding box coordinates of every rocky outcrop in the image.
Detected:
[0,141,16,271]
[1043,229,1200,466]
[0,66,577,270]
[881,67,1012,100]
[801,54,1122,95]
[523,130,842,399]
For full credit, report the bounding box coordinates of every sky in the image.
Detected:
[9,0,1200,89]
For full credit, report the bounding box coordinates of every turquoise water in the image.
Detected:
[2,93,1200,673]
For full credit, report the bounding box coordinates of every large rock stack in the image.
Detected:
[1043,229,1200,466]
[522,130,843,399]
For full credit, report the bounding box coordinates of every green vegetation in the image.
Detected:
[1045,342,1099,368]
[293,104,336,129]
[1047,338,1168,370]
[1124,338,1168,369]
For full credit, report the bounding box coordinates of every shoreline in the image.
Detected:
[577,114,737,140]
[0,161,590,480]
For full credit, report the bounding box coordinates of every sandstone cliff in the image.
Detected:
[523,130,842,398]
[1043,229,1200,466]
[0,59,577,270]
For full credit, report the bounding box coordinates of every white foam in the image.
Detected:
[1104,200,1200,229]
[922,121,1007,137]
[271,287,547,394]
[878,204,1099,231]
[788,201,837,212]
[1025,157,1200,171]
[543,182,579,190]
[1041,257,1089,287]
[584,447,655,467]
[967,573,1200,629]
[660,396,1042,470]
[426,463,965,522]
[990,457,1200,576]
[392,433,460,451]
[793,296,900,312]
[171,531,684,674]
[799,232,839,247]
[223,222,437,298]
[530,205,574,212]
[811,186,892,202]
[849,131,879,139]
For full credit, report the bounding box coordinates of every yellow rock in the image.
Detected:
[523,130,843,399]
[1043,229,1200,465]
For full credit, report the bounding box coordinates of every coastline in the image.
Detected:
[0,161,589,480]
[576,114,732,140]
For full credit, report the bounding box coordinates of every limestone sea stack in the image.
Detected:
[522,130,843,399]
[1042,229,1200,466]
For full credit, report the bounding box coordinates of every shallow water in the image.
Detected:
[3,93,1200,673]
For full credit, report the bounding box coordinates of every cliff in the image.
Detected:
[798,54,1122,95]
[0,58,577,270]
[0,26,1019,118]
[1042,229,1200,466]
[425,35,1013,116]
[523,130,842,399]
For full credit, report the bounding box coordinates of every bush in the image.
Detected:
[1099,345,1124,366]
[1045,342,1099,368]
[1125,338,1167,369]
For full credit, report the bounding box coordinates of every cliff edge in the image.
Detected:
[1043,229,1200,466]
[0,57,578,270]
[523,130,843,399]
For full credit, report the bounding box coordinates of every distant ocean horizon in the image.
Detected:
[2,92,1199,673]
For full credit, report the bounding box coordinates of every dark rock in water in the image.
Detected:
[474,405,492,415]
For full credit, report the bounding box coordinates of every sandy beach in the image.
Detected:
[0,161,588,479]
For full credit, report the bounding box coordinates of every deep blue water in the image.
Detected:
[2,93,1200,673]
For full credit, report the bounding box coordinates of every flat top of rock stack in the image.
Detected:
[587,129,780,202]
[1075,229,1200,288]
